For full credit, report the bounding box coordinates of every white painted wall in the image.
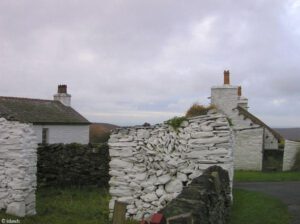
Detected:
[53,93,71,107]
[234,128,264,170]
[211,85,239,117]
[33,125,89,144]
[264,129,279,149]
[283,140,300,171]
[0,118,37,217]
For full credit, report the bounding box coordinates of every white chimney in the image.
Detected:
[53,84,71,106]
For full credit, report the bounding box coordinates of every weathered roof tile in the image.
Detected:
[0,97,90,125]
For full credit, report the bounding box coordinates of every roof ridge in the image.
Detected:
[0,96,55,103]
[236,106,283,140]
[0,96,90,124]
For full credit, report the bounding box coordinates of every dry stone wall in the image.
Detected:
[0,118,37,217]
[160,166,231,224]
[37,143,110,187]
[108,111,233,219]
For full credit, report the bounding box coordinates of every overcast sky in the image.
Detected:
[0,0,300,127]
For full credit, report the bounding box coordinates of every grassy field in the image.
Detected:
[229,189,291,224]
[0,187,111,224]
[0,186,291,224]
[234,170,300,182]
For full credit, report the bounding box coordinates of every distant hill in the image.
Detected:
[89,123,119,143]
[273,128,300,141]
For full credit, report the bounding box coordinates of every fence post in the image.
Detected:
[112,201,127,224]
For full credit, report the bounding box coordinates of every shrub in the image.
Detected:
[185,103,215,117]
[278,139,285,149]
[166,116,187,130]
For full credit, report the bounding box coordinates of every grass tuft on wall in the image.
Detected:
[185,103,215,118]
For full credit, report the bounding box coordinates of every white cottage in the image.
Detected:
[211,71,284,170]
[0,85,90,144]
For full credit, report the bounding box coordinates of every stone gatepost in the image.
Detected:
[0,118,37,217]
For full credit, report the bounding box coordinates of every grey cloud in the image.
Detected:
[0,0,300,126]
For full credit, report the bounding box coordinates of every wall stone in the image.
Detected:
[37,143,110,187]
[108,111,233,220]
[160,166,231,224]
[283,140,300,171]
[0,118,37,217]
[234,128,263,170]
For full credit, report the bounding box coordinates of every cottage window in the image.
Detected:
[42,128,49,144]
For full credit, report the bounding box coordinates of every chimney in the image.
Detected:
[238,86,242,96]
[57,85,67,94]
[224,70,230,85]
[54,84,71,106]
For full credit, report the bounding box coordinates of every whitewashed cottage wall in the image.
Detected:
[108,111,234,220]
[283,140,300,171]
[32,125,89,144]
[229,108,264,170]
[264,129,279,150]
[234,128,263,170]
[0,118,37,217]
[211,82,281,171]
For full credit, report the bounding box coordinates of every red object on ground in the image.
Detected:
[150,213,166,224]
[140,220,148,224]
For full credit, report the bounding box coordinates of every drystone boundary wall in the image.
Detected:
[0,118,37,217]
[108,111,234,219]
[37,143,110,187]
[160,166,231,224]
[283,140,300,171]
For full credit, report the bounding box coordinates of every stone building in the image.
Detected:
[0,85,90,144]
[211,71,284,170]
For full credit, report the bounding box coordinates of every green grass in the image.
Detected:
[0,186,292,224]
[229,189,291,224]
[234,170,300,182]
[0,187,110,224]
[0,187,138,224]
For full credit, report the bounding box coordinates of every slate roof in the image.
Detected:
[236,106,283,141]
[0,96,90,125]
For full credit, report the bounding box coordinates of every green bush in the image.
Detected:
[166,116,187,130]
[278,139,285,149]
[185,103,215,117]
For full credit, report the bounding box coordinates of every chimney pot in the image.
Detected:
[224,70,230,85]
[58,85,67,94]
[238,86,242,96]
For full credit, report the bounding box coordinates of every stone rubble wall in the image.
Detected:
[160,166,231,224]
[108,111,233,219]
[37,143,110,187]
[283,140,300,171]
[0,118,37,217]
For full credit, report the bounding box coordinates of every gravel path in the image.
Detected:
[234,182,300,224]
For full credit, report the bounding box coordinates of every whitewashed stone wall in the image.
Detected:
[234,128,264,170]
[283,140,300,171]
[108,111,233,219]
[0,118,37,217]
